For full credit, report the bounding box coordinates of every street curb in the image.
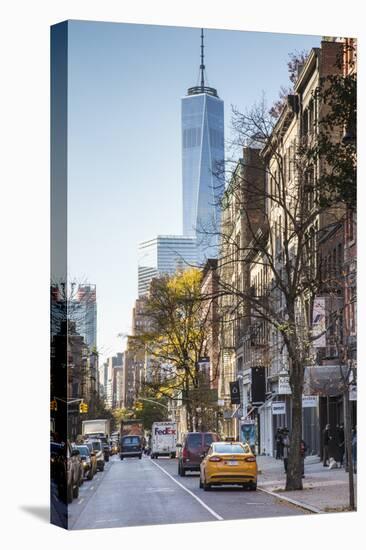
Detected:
[258,487,323,514]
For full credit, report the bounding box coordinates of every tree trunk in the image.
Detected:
[286,358,304,491]
[184,371,193,432]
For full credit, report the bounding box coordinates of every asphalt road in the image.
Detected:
[69,455,306,530]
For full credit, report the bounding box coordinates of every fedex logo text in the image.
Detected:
[154,427,176,435]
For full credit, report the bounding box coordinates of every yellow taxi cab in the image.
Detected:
[199,441,257,491]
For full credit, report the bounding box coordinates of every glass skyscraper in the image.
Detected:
[138,235,198,296]
[182,30,224,262]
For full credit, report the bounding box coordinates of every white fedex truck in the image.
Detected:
[150,421,177,459]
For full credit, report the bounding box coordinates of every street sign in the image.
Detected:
[229,381,241,404]
[272,402,286,415]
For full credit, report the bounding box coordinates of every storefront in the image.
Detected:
[304,365,357,459]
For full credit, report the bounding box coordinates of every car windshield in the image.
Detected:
[77,446,90,455]
[213,444,248,454]
[91,441,101,451]
[122,436,140,445]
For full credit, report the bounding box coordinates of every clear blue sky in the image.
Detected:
[67,20,321,363]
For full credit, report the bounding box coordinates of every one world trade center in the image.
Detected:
[182,29,224,263]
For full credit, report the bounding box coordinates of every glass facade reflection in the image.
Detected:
[138,235,198,296]
[182,90,224,262]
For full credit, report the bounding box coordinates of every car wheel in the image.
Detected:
[179,464,186,477]
[199,476,203,489]
[203,477,211,491]
[99,464,105,471]
[87,470,93,481]
[120,455,123,460]
[139,454,142,459]
[249,482,257,491]
[170,452,176,459]
[72,483,79,499]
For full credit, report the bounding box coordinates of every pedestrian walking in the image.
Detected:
[322,424,332,466]
[282,428,290,473]
[275,428,284,460]
[336,423,345,468]
[300,438,307,478]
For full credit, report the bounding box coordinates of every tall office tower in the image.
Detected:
[138,235,197,296]
[73,284,97,350]
[50,283,97,351]
[182,29,224,262]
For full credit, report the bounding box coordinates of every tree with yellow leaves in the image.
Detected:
[131,268,217,431]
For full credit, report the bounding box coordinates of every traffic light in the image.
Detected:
[50,400,57,411]
[79,401,88,413]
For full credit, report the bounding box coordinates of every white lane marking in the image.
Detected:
[78,498,84,505]
[150,460,223,521]
[90,486,94,491]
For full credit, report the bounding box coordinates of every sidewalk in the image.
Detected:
[257,454,357,513]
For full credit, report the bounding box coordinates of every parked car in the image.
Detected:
[77,444,97,480]
[53,440,82,503]
[120,435,143,459]
[71,443,84,487]
[177,432,220,476]
[199,441,257,491]
[85,439,105,471]
[50,442,64,484]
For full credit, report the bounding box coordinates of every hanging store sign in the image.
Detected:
[349,370,357,401]
[272,402,286,415]
[230,381,241,404]
[302,395,318,408]
[312,297,326,348]
[349,384,357,401]
[278,374,292,395]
